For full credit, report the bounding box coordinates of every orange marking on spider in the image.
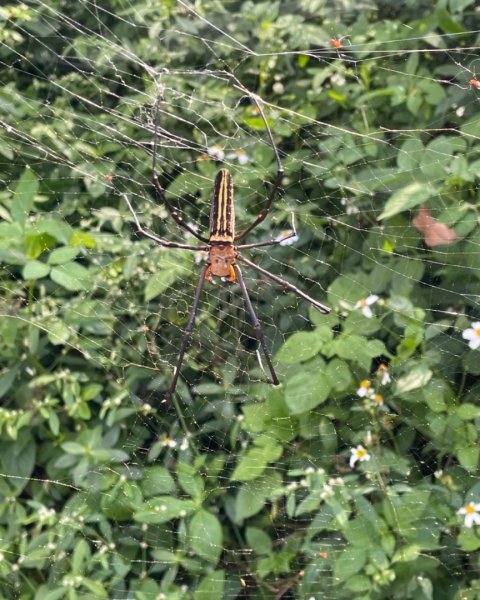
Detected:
[470,79,480,90]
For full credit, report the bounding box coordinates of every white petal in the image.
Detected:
[362,306,373,318]
[462,328,477,340]
[366,295,379,305]
[349,454,357,468]
[457,507,467,515]
[469,337,480,350]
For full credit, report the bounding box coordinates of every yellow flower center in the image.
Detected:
[466,503,476,514]
[476,328,480,337]
[357,448,366,459]
[373,394,383,404]
[359,299,368,307]
[360,380,371,388]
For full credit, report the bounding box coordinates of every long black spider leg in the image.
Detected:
[123,194,207,251]
[164,264,208,403]
[152,96,210,244]
[234,265,279,386]
[237,255,331,314]
[234,95,284,242]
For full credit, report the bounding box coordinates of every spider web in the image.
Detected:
[1,1,480,598]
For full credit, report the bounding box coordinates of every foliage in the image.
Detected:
[1,0,480,598]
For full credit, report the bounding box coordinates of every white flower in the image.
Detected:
[207,145,225,161]
[226,149,250,165]
[275,230,299,246]
[161,436,177,448]
[377,364,391,385]
[357,380,372,398]
[457,502,480,528]
[371,393,384,407]
[195,250,208,264]
[462,322,480,350]
[349,445,371,468]
[354,295,379,318]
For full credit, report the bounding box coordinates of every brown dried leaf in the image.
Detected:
[412,206,457,247]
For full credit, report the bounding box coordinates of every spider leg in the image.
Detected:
[237,230,296,250]
[123,194,207,251]
[235,96,284,242]
[164,264,209,403]
[237,254,331,314]
[234,264,279,386]
[152,97,209,244]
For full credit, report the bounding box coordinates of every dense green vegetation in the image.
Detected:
[1,1,480,598]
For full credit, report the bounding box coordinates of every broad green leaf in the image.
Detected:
[145,268,182,301]
[47,320,72,346]
[11,168,39,226]
[378,183,436,220]
[50,262,92,291]
[0,435,36,491]
[34,218,73,244]
[325,359,352,391]
[48,246,80,265]
[395,365,432,394]
[285,370,331,415]
[134,497,196,524]
[22,260,50,280]
[142,466,176,497]
[457,446,479,472]
[275,327,331,363]
[333,547,367,582]
[231,442,283,481]
[189,510,223,564]
[246,527,272,555]
[194,570,225,600]
[177,462,205,500]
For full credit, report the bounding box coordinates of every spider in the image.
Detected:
[124,94,331,402]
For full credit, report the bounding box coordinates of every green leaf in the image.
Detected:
[142,466,176,497]
[145,268,181,301]
[395,365,432,394]
[275,327,331,363]
[194,570,225,600]
[333,547,367,581]
[189,510,223,564]
[457,446,479,472]
[50,262,92,291]
[177,462,205,500]
[246,527,272,555]
[231,442,283,481]
[284,370,331,415]
[11,168,39,226]
[134,496,196,524]
[22,260,50,280]
[48,246,80,265]
[35,218,73,244]
[378,183,436,220]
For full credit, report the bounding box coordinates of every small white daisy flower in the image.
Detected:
[371,393,384,407]
[354,295,379,318]
[457,502,480,528]
[274,229,299,246]
[462,322,480,350]
[377,364,391,385]
[195,250,208,264]
[357,380,372,398]
[226,149,250,165]
[207,145,225,161]
[349,445,371,468]
[161,436,177,448]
